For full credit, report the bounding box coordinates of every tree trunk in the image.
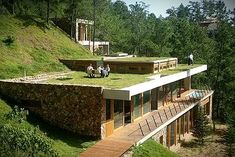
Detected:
[70,16,74,39]
[12,0,15,15]
[93,0,96,55]
[46,0,50,24]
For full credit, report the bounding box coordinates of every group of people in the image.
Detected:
[87,64,110,78]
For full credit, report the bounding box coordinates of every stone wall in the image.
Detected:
[59,59,178,74]
[0,81,103,137]
[152,126,167,146]
[60,59,97,72]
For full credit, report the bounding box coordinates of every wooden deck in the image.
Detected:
[80,139,133,157]
[80,89,213,157]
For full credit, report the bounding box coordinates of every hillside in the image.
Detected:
[0,15,93,79]
[133,139,180,157]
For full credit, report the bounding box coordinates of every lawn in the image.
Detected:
[106,57,170,62]
[160,64,202,75]
[0,15,94,79]
[0,98,96,157]
[46,64,202,89]
[46,72,152,89]
[133,139,180,157]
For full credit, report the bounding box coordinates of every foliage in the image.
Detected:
[0,15,93,79]
[4,105,28,123]
[133,139,180,157]
[2,35,15,46]
[0,99,96,157]
[192,106,211,145]
[224,126,235,157]
[0,123,58,157]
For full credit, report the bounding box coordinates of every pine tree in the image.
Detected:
[192,106,210,145]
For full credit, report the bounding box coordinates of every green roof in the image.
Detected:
[105,57,171,62]
[45,64,202,89]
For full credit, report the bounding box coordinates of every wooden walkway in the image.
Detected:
[80,89,212,157]
[80,139,133,157]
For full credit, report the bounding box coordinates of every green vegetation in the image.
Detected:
[160,64,201,75]
[106,57,169,62]
[0,15,93,79]
[47,72,152,89]
[133,139,180,157]
[0,99,96,157]
[47,64,201,89]
[192,106,211,145]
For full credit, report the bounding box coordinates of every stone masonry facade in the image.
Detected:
[152,126,167,146]
[0,81,103,137]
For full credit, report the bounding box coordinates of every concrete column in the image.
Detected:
[183,76,191,90]
[79,24,85,41]
[75,19,79,42]
[209,95,213,120]
[85,25,88,40]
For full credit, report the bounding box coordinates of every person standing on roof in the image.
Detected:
[105,64,110,77]
[188,53,194,65]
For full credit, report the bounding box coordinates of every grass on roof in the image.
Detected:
[106,57,170,62]
[160,64,202,75]
[47,72,152,89]
[46,64,203,89]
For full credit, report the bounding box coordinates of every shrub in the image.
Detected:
[2,35,15,46]
[0,123,58,157]
[4,105,28,123]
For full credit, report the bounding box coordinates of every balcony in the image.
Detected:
[107,88,213,144]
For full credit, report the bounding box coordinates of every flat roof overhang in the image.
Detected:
[103,65,207,100]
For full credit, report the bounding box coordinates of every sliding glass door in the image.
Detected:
[114,100,124,129]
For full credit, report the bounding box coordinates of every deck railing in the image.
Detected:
[129,86,212,137]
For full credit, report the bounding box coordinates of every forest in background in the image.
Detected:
[1,0,235,146]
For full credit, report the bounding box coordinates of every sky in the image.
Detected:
[112,0,235,17]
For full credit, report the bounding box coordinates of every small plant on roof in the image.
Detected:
[2,35,15,46]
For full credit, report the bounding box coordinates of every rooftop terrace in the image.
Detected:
[105,57,170,62]
[44,64,201,89]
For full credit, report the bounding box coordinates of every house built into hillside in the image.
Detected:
[0,56,213,157]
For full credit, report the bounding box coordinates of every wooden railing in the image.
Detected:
[129,86,212,137]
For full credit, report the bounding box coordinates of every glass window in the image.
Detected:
[170,122,176,146]
[164,85,171,103]
[171,81,180,101]
[143,91,151,114]
[181,115,184,135]
[133,94,141,119]
[106,99,111,120]
[185,113,189,133]
[114,100,123,129]
[158,86,164,107]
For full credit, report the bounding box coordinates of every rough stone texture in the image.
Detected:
[59,59,178,74]
[152,126,167,146]
[0,81,103,137]
[122,150,133,157]
[60,59,97,72]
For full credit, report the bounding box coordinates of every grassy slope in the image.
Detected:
[133,139,180,157]
[0,15,96,156]
[0,99,96,157]
[0,15,94,79]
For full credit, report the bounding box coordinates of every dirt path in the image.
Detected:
[175,124,227,157]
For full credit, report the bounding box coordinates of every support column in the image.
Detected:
[209,95,213,120]
[183,76,191,90]
[75,19,79,42]
[85,25,88,40]
[141,93,143,116]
